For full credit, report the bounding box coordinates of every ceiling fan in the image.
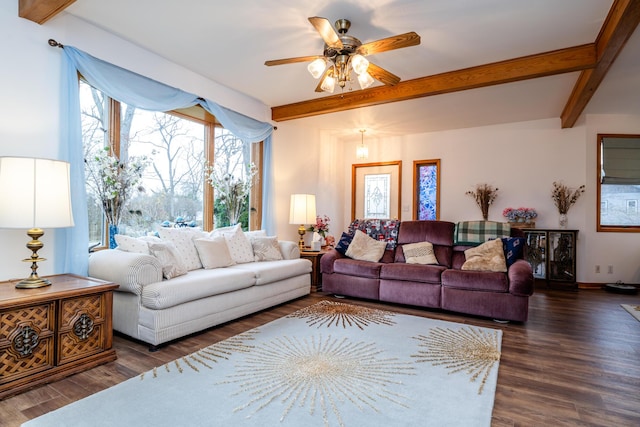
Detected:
[265,17,421,94]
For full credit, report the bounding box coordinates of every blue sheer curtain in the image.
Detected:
[59,46,274,275]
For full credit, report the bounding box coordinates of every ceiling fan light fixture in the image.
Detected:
[351,54,369,75]
[357,71,375,89]
[320,74,336,93]
[307,58,326,79]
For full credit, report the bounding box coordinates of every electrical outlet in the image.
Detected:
[608,265,613,274]
[595,265,600,274]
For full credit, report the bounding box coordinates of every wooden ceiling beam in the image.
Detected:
[561,0,640,128]
[19,0,76,25]
[272,44,596,122]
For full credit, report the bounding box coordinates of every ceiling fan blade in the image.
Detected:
[264,55,323,66]
[357,32,421,56]
[367,62,401,86]
[308,16,343,49]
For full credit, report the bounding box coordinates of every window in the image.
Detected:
[80,81,262,248]
[627,200,638,214]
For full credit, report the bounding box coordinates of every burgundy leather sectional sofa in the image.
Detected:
[320,220,534,322]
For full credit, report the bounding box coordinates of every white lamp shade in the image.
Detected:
[357,71,375,89]
[307,58,326,79]
[351,54,369,75]
[0,157,74,229]
[289,194,316,225]
[320,74,336,93]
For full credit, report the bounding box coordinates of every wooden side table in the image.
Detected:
[300,247,331,292]
[0,274,118,399]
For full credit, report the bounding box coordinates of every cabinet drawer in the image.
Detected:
[0,303,55,384]
[57,293,107,365]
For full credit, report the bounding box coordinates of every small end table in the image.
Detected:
[300,247,331,292]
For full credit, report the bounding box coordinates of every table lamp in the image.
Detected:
[289,194,316,251]
[0,157,74,288]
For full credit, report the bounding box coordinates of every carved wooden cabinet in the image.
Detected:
[522,229,578,290]
[0,274,118,399]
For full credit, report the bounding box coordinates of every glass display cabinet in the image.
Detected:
[522,229,578,290]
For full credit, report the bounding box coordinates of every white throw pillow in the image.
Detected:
[114,235,160,255]
[245,229,268,239]
[157,227,204,271]
[345,230,387,262]
[403,241,438,265]
[251,236,283,262]
[193,237,235,269]
[212,224,254,264]
[461,238,507,272]
[148,241,188,279]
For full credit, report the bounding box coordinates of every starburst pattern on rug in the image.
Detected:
[411,326,501,395]
[288,300,396,329]
[140,330,258,380]
[224,334,415,426]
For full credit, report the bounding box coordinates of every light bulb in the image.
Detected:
[351,54,369,75]
[357,71,375,89]
[307,58,326,79]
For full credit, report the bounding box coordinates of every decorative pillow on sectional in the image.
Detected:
[501,237,525,267]
[245,229,268,239]
[193,237,235,269]
[157,227,204,271]
[148,241,188,279]
[345,230,387,262]
[215,224,255,264]
[334,232,353,255]
[114,234,160,255]
[402,241,438,265]
[251,236,283,262]
[461,238,507,272]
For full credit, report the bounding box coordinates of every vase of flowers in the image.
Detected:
[207,163,258,227]
[308,215,330,244]
[85,147,148,248]
[551,181,585,229]
[466,184,499,220]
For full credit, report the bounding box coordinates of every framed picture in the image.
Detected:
[352,161,402,221]
[413,159,440,220]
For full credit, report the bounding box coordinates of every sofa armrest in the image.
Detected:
[508,259,535,296]
[278,241,300,259]
[320,248,344,274]
[88,249,163,295]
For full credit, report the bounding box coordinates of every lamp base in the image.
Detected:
[298,225,306,251]
[16,275,52,289]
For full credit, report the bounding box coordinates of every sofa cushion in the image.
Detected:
[441,269,509,292]
[230,258,311,285]
[501,237,525,267]
[380,263,446,284]
[212,224,255,264]
[250,236,283,262]
[157,227,204,271]
[147,240,188,280]
[333,258,382,279]
[140,268,256,309]
[115,234,160,255]
[346,230,387,262]
[193,236,235,269]
[461,239,507,272]
[348,218,401,250]
[335,232,353,255]
[402,241,438,265]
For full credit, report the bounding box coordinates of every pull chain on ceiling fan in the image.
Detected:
[265,17,420,94]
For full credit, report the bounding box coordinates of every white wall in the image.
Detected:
[0,3,270,281]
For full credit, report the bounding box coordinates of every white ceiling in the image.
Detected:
[63,0,640,137]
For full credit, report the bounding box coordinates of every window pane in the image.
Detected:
[212,128,254,230]
[122,108,206,236]
[79,81,109,247]
[600,184,640,226]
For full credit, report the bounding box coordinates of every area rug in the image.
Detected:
[622,304,640,322]
[23,301,502,427]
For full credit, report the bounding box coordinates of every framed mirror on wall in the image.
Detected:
[352,161,402,221]
[413,159,440,220]
[597,133,640,232]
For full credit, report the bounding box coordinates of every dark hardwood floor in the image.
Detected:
[1,287,639,426]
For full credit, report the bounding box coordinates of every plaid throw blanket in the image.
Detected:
[348,219,401,249]
[454,221,511,245]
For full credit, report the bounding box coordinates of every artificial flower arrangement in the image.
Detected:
[552,181,585,214]
[307,215,330,237]
[207,162,258,226]
[466,183,499,220]
[84,147,149,226]
[503,207,537,222]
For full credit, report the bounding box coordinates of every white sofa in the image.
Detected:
[88,227,311,350]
